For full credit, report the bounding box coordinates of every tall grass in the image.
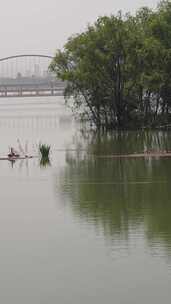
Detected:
[40,155,51,167]
[39,144,51,158]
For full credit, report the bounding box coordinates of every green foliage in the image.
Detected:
[39,144,51,158]
[50,1,171,130]
[40,156,51,167]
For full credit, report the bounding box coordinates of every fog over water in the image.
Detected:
[0,0,158,57]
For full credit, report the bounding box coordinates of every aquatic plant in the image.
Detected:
[40,156,51,167]
[39,144,51,158]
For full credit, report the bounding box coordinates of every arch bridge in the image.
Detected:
[0,54,65,97]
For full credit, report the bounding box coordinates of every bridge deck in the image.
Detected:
[0,92,64,98]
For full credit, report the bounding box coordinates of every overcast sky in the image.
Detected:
[0,0,158,58]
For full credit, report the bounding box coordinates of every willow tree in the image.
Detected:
[50,13,145,129]
[50,1,171,129]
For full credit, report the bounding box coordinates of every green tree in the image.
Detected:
[50,1,171,129]
[50,13,145,129]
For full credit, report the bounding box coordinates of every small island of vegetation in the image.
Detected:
[50,0,171,130]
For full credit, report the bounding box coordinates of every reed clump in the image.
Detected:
[40,155,51,167]
[39,144,51,158]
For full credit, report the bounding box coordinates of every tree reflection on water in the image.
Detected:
[55,131,171,256]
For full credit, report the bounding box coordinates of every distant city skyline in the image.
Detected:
[0,55,52,79]
[0,0,159,58]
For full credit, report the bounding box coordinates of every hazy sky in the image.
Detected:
[0,0,158,58]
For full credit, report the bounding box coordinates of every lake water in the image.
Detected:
[0,97,171,303]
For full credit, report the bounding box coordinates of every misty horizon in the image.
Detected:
[0,0,158,58]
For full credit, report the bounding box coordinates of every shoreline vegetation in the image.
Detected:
[50,0,171,131]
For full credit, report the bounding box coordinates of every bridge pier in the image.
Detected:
[36,88,39,96]
[18,87,23,97]
[51,83,54,96]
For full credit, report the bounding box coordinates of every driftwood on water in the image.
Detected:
[0,156,33,161]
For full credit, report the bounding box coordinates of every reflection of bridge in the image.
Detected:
[0,114,73,129]
[0,54,65,97]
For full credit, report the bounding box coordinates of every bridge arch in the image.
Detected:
[0,54,64,97]
[0,54,54,62]
[0,54,54,80]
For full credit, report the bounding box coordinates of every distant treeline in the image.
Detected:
[50,1,171,130]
